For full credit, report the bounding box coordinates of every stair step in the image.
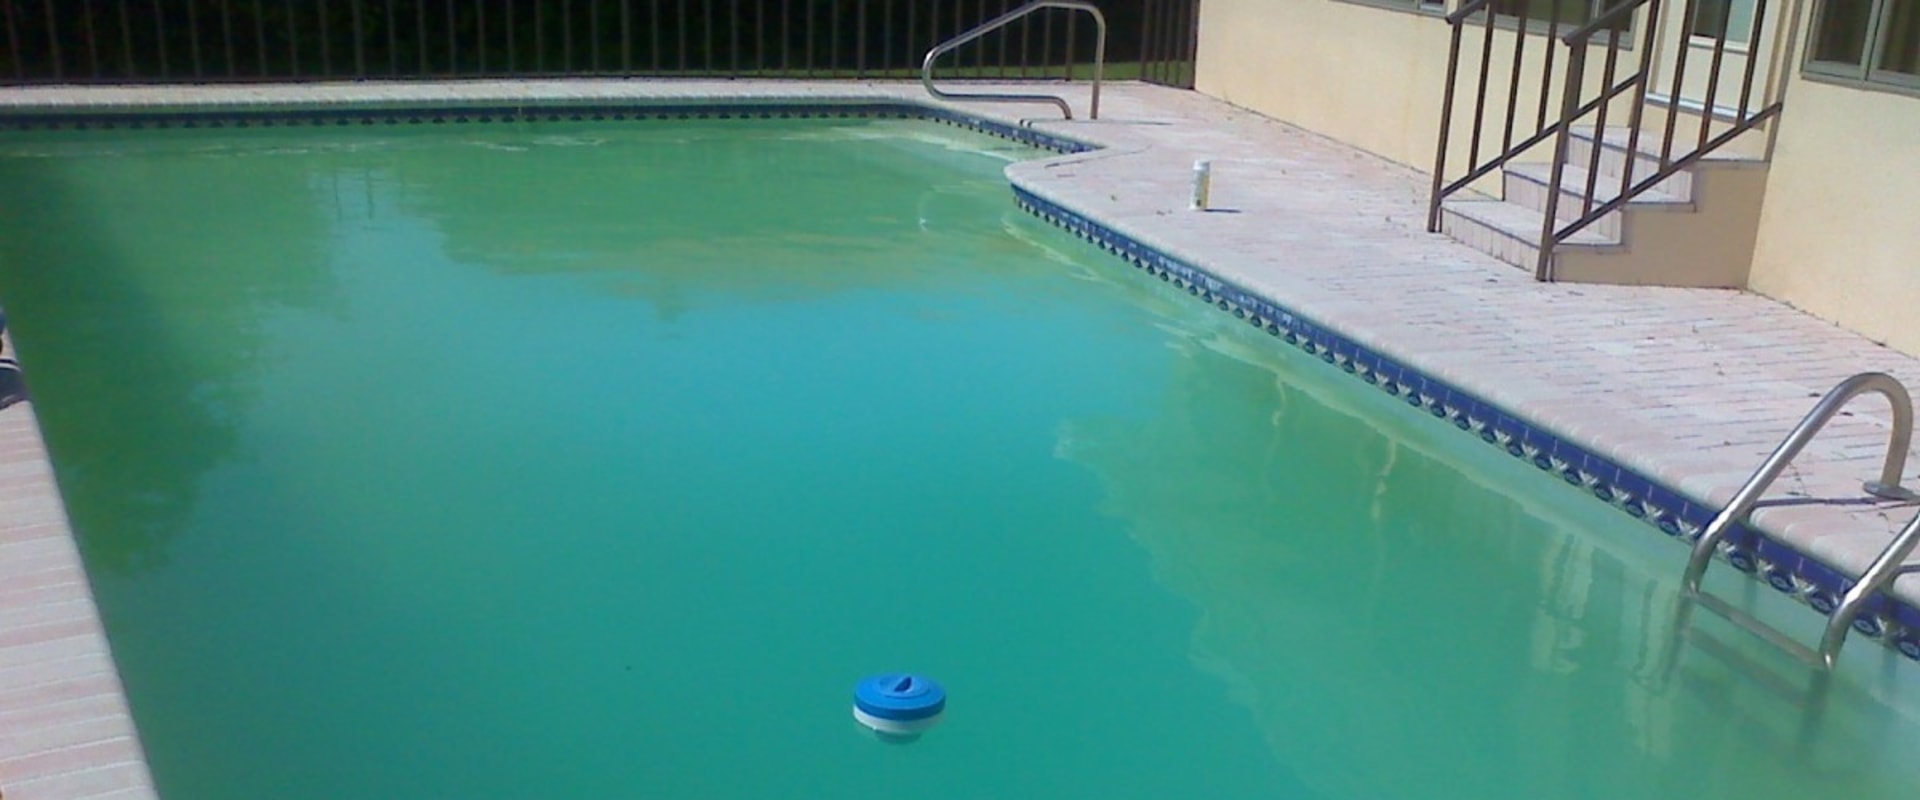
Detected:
[1505,162,1687,208]
[1503,162,1690,239]
[1440,198,1620,272]
[1575,125,1763,166]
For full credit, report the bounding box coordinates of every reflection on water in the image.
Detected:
[0,141,343,574]
[1060,309,1920,798]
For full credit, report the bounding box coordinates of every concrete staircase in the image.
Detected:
[1438,127,1769,288]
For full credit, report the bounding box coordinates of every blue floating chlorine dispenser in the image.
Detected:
[852,673,946,741]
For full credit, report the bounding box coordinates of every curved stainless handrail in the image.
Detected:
[1675,372,1920,669]
[921,0,1106,121]
[1817,510,1920,668]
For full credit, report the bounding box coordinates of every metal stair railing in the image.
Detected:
[1674,372,1920,670]
[921,1,1107,120]
[1427,0,1783,280]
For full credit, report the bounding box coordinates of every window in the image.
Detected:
[1690,0,1758,45]
[1491,0,1633,35]
[1809,0,1920,86]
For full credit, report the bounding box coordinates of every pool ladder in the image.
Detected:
[1671,372,1920,672]
[921,0,1107,120]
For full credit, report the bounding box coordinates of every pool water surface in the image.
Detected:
[1,117,1918,798]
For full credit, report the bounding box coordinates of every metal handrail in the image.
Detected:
[921,1,1107,120]
[1427,0,1782,280]
[1818,512,1920,668]
[1678,372,1920,669]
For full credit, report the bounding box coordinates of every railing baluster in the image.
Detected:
[279,0,290,78]
[1186,0,1202,85]
[779,0,789,73]
[1466,2,1495,174]
[1736,0,1768,122]
[1043,2,1056,79]
[1620,0,1662,211]
[219,0,234,77]
[251,0,267,76]
[1583,32,1624,218]
[592,0,603,72]
[417,0,427,73]
[1660,0,1702,169]
[805,0,815,75]
[185,0,201,78]
[881,0,892,75]
[562,0,573,72]
[446,0,458,74]
[146,0,166,77]
[1014,5,1029,78]
[855,0,866,78]
[2,0,20,82]
[905,0,916,77]
[84,0,104,79]
[478,0,488,74]
[383,0,396,74]
[1541,43,1589,280]
[1429,17,1467,232]
[1502,0,1531,154]
[348,0,362,76]
[537,0,548,73]
[621,0,632,73]
[650,0,662,73]
[509,0,520,73]
[1539,0,1565,131]
[120,0,137,78]
[1063,12,1076,80]
[317,0,329,76]
[1697,0,1734,150]
[1139,0,1153,85]
[1162,0,1177,83]
[702,0,714,74]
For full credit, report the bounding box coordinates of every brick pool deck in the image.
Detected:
[1,80,1917,797]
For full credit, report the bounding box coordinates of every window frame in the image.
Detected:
[1805,0,1920,89]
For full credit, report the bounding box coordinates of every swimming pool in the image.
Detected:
[2,112,1919,798]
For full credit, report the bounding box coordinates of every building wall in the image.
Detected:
[1194,0,1451,171]
[1196,0,1920,356]
[1747,77,1920,354]
[1193,0,1614,189]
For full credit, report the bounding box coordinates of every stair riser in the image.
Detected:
[1563,134,1693,199]
[1501,173,1623,239]
[1439,207,1544,273]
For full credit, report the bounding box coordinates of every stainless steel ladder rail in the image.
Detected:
[921,1,1107,120]
[1675,372,1920,670]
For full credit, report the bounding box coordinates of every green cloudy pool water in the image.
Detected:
[4,116,1920,799]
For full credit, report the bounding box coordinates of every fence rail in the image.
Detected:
[0,0,1197,88]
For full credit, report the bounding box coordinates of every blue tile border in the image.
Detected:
[0,99,1097,155]
[1011,184,1920,662]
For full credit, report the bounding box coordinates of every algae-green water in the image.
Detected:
[3,117,1920,799]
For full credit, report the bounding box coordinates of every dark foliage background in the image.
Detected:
[0,0,1197,85]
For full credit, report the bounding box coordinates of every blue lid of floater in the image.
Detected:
[853,674,946,721]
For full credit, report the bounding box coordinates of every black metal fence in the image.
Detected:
[0,0,1198,87]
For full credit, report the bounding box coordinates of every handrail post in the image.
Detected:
[1429,19,1466,233]
[1538,41,1587,281]
[921,0,1106,121]
[1682,373,1919,598]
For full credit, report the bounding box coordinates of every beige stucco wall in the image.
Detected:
[1195,0,1621,195]
[1747,77,1920,354]
[1194,0,1453,170]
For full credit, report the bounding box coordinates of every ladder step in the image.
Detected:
[1690,591,1824,669]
